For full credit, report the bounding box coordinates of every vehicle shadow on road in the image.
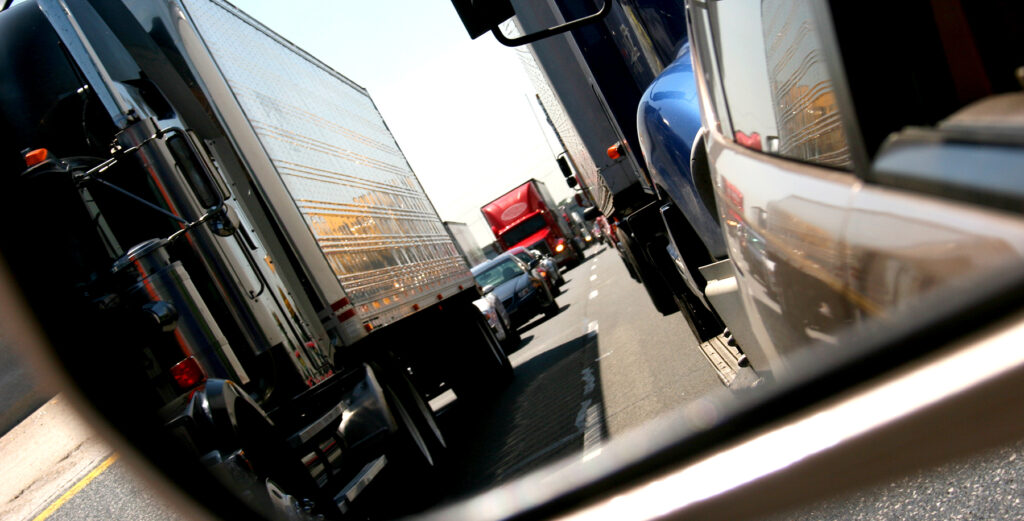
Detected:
[582,246,607,262]
[510,334,535,353]
[517,305,571,335]
[436,331,608,504]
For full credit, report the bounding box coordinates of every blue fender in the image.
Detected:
[637,43,727,258]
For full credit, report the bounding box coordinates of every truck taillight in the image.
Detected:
[607,141,627,159]
[170,356,206,391]
[555,240,566,253]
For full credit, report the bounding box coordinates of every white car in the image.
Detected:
[473,291,520,354]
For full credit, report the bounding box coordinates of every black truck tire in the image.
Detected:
[617,227,678,315]
[615,227,644,284]
[361,360,448,518]
[380,367,447,469]
[657,199,727,341]
[550,278,563,296]
[541,282,560,318]
[447,302,514,403]
[499,314,522,354]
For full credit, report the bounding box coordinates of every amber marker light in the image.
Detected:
[606,142,625,160]
[23,148,49,167]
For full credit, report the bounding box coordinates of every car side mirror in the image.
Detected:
[481,284,496,294]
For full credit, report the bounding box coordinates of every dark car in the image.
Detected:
[472,253,559,327]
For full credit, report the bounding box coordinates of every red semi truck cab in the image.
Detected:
[482,179,580,267]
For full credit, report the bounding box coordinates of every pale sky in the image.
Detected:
[229,0,577,247]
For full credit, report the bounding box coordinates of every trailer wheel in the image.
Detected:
[372,360,447,469]
[447,302,514,402]
[361,360,448,518]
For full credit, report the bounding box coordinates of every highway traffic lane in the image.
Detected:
[435,246,722,504]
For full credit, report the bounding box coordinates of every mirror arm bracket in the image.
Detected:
[490,1,612,47]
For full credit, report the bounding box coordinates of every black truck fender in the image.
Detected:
[163,367,393,457]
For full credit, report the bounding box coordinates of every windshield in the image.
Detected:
[500,214,547,246]
[511,249,534,264]
[474,258,525,288]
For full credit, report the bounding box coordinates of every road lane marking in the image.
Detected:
[591,265,597,270]
[589,290,599,300]
[575,399,592,430]
[589,274,597,281]
[581,402,604,462]
[502,432,580,478]
[587,320,599,335]
[32,453,119,521]
[581,367,596,395]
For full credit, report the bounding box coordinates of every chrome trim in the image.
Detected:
[286,402,347,449]
[37,0,133,124]
[334,455,387,508]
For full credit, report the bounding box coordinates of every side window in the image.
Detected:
[707,0,852,169]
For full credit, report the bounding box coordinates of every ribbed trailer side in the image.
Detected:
[184,0,474,333]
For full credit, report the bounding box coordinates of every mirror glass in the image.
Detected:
[3,1,1023,521]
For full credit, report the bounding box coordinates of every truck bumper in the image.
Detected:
[160,364,395,515]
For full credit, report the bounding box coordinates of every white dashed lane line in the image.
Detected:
[589,290,599,300]
[590,274,597,281]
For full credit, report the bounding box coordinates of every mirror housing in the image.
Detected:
[450,0,515,39]
[481,284,496,294]
[451,0,612,47]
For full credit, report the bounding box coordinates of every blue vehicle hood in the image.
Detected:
[638,43,728,258]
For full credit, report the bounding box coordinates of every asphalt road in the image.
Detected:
[0,339,53,436]
[46,457,185,521]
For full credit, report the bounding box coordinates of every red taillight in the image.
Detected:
[170,357,205,391]
[734,131,762,151]
[555,240,566,253]
[24,148,49,167]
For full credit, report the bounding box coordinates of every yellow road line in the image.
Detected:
[32,453,119,521]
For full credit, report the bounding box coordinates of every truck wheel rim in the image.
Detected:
[400,373,446,449]
[386,385,434,466]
